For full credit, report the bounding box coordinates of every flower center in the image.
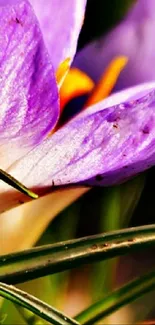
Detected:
[59,68,94,111]
[57,56,128,114]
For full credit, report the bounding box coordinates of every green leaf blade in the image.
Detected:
[1,224,155,284]
[0,283,79,325]
[75,270,155,325]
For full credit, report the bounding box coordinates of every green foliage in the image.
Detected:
[0,224,155,285]
[76,270,155,324]
[92,175,145,300]
[0,224,155,324]
[0,283,79,325]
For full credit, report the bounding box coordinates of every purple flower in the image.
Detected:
[74,0,155,90]
[0,0,155,209]
[1,0,155,252]
[0,0,86,210]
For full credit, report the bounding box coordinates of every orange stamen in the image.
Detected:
[52,56,128,135]
[59,68,94,111]
[56,57,71,88]
[85,56,128,107]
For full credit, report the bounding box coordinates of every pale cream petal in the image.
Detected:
[0,187,89,254]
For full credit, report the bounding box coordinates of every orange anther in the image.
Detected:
[59,68,94,111]
[56,57,71,88]
[85,56,128,107]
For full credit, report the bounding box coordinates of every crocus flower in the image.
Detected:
[1,0,155,253]
[0,0,87,210]
[74,0,155,90]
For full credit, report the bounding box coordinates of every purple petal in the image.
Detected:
[0,0,59,154]
[29,0,87,70]
[128,0,155,21]
[74,0,155,90]
[1,82,155,212]
[4,82,155,190]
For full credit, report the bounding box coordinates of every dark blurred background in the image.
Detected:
[78,0,136,49]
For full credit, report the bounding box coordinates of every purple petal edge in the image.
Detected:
[29,0,87,70]
[74,0,155,90]
[8,82,155,190]
[0,0,59,149]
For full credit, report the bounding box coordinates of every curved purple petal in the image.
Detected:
[29,0,87,70]
[74,0,155,90]
[128,0,155,21]
[1,82,155,212]
[0,0,59,153]
[3,82,155,189]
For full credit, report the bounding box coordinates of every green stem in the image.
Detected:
[0,283,79,325]
[1,224,155,284]
[75,270,155,325]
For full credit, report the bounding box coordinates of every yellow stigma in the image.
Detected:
[59,68,94,111]
[85,56,128,107]
[56,57,71,88]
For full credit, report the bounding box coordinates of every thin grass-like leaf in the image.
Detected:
[75,270,155,325]
[0,282,79,325]
[1,224,155,284]
[0,169,38,199]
